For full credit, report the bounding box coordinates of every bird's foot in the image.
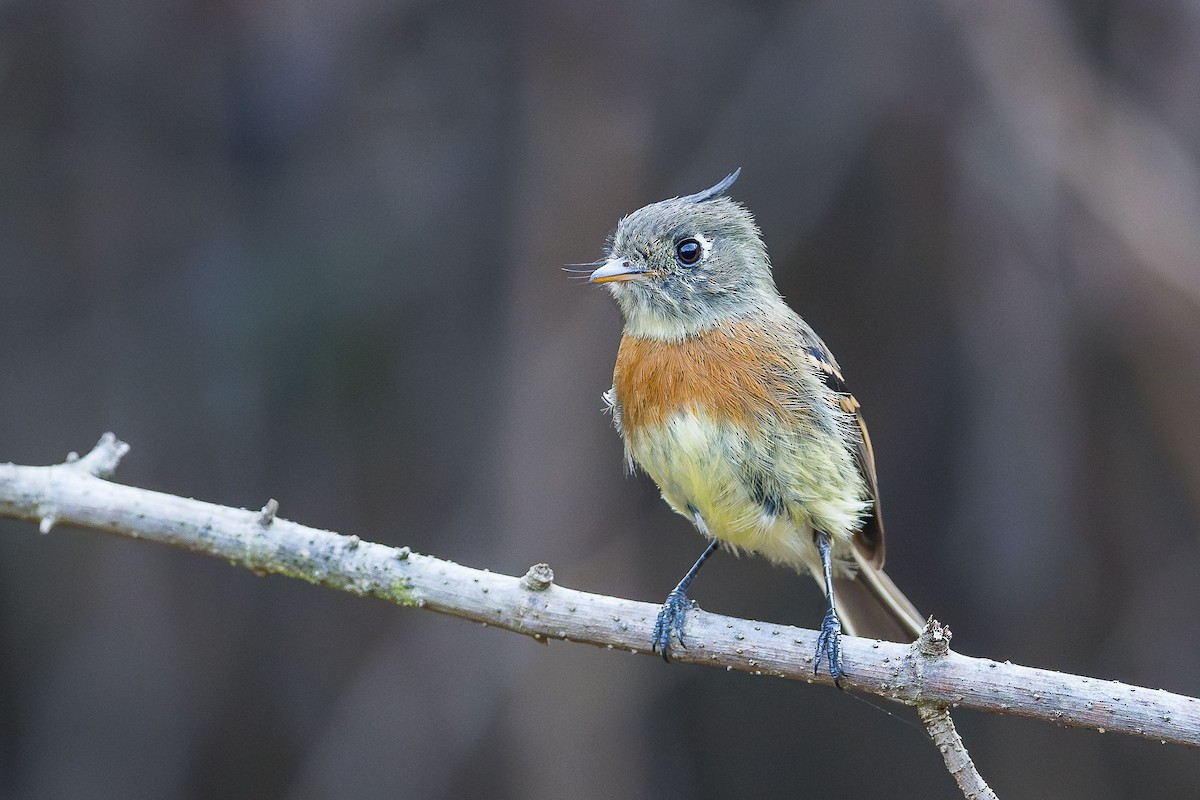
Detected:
[652,589,695,661]
[815,607,845,687]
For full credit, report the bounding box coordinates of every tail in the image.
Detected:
[830,549,924,642]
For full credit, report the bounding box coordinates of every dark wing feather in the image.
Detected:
[804,345,885,569]
[800,339,922,639]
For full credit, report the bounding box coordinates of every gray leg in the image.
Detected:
[652,539,719,661]
[814,532,845,686]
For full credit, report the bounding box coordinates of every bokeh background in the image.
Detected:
[3,0,1200,797]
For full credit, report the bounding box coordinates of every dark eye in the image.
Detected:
[675,238,702,267]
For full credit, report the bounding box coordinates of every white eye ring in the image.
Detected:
[675,233,713,268]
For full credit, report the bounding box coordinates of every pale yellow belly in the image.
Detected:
[627,409,867,573]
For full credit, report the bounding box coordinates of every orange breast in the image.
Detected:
[613,321,799,435]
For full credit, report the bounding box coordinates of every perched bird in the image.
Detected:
[587,169,922,682]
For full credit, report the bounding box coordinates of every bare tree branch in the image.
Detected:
[3,434,1199,759]
[919,704,998,800]
[914,621,998,799]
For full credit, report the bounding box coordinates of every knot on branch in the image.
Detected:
[914,616,953,657]
[519,563,554,592]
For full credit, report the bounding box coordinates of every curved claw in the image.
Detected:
[814,608,845,686]
[652,589,692,661]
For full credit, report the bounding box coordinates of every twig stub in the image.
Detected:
[520,563,555,592]
[916,617,953,657]
[257,499,279,527]
[71,433,130,479]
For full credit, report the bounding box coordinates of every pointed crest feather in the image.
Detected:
[680,168,741,204]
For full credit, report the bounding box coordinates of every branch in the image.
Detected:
[919,704,998,800]
[915,622,998,800]
[3,435,1199,755]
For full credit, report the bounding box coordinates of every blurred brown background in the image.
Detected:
[2,0,1199,797]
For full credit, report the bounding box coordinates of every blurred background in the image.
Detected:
[2,0,1199,797]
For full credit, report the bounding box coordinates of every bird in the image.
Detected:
[585,169,923,683]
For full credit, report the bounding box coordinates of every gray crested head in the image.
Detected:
[589,169,780,340]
